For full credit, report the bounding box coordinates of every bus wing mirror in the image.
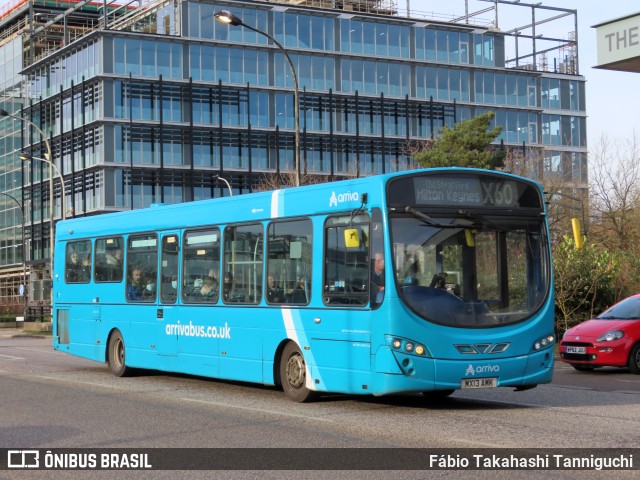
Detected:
[465,229,476,247]
[344,228,360,248]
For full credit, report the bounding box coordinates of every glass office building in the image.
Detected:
[0,0,586,306]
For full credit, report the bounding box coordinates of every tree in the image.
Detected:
[581,133,640,304]
[255,170,334,192]
[553,236,618,335]
[413,112,506,169]
[589,134,640,250]
[502,147,585,242]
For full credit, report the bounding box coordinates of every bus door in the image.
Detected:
[179,228,221,376]
[319,213,373,376]
[156,232,180,358]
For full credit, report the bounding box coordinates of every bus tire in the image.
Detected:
[280,342,317,402]
[108,330,132,377]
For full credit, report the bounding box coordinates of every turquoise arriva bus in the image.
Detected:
[53,168,555,402]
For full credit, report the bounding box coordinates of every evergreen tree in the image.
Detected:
[414,112,505,170]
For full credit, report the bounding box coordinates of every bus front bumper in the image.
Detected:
[370,347,554,395]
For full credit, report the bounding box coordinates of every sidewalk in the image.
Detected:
[0,326,51,338]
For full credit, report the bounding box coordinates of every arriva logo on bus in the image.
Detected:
[465,364,500,376]
[329,191,359,207]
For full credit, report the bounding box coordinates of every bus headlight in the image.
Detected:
[533,334,555,351]
[387,335,429,357]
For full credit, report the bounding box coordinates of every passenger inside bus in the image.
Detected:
[106,248,123,266]
[199,277,219,302]
[430,271,447,289]
[194,267,218,289]
[266,275,285,303]
[78,255,92,282]
[127,267,147,300]
[371,251,385,305]
[288,277,308,304]
[65,251,82,282]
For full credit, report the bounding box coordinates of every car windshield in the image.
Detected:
[597,297,640,320]
[390,212,550,327]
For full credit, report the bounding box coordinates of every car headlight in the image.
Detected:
[596,330,624,342]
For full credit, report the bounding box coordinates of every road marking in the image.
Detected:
[14,347,66,356]
[27,375,127,390]
[0,353,25,360]
[180,397,334,422]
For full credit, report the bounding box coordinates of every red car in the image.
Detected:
[560,294,640,373]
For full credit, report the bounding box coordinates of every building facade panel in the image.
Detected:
[0,0,587,306]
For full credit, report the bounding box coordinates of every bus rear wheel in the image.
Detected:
[108,330,132,377]
[280,342,317,402]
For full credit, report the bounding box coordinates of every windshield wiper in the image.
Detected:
[402,206,448,228]
[597,315,623,320]
[457,209,508,232]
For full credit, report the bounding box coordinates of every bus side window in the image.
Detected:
[126,234,158,303]
[95,237,124,283]
[160,235,179,304]
[266,219,312,306]
[65,240,92,284]
[182,228,221,304]
[370,208,385,309]
[323,213,369,307]
[223,223,263,305]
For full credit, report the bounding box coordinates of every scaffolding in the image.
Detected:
[278,0,397,16]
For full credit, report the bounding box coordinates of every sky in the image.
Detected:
[408,0,640,147]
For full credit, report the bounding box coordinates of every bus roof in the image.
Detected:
[56,168,540,241]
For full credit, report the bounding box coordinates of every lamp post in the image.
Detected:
[214,10,300,187]
[19,153,66,300]
[0,191,26,313]
[214,175,233,197]
[0,109,55,268]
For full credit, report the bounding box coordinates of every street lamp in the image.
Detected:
[0,108,55,266]
[214,175,233,197]
[0,191,26,313]
[19,153,66,292]
[214,10,300,187]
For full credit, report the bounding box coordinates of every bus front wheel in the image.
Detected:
[280,342,317,403]
[108,330,132,377]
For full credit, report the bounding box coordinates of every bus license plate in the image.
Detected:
[461,377,497,389]
[566,346,586,354]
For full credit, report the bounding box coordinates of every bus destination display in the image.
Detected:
[412,176,538,208]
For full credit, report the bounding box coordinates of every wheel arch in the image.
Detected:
[272,339,294,387]
[627,341,640,374]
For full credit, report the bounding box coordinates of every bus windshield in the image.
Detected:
[391,213,549,327]
[386,160,552,326]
